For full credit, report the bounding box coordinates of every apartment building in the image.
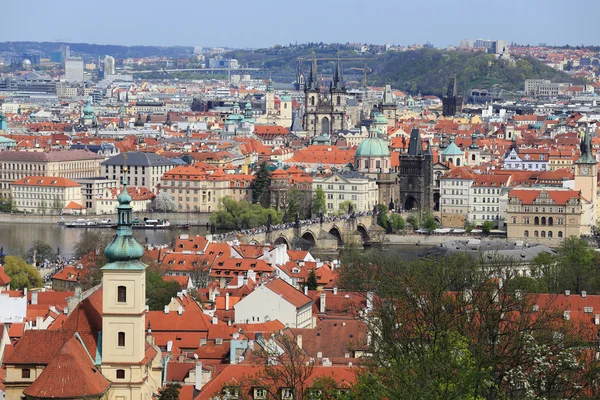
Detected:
[469,175,510,228]
[101,152,177,193]
[439,167,475,227]
[0,150,103,199]
[312,171,378,214]
[159,165,253,212]
[11,176,83,214]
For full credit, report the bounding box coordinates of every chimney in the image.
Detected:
[178,306,183,315]
[304,286,308,296]
[366,291,373,312]
[297,334,303,349]
[333,287,338,295]
[320,292,326,313]
[228,319,232,327]
[36,316,43,329]
[565,290,571,296]
[582,291,587,298]
[595,314,600,326]
[178,352,185,362]
[225,293,230,311]
[195,361,203,391]
[75,286,81,298]
[31,291,38,305]
[164,305,170,314]
[212,316,218,325]
[167,340,173,353]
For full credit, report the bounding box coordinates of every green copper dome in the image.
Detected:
[355,137,390,158]
[102,183,145,270]
[441,136,463,156]
[374,114,388,125]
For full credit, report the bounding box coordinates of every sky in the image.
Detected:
[3,0,599,49]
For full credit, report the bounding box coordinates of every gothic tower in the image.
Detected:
[574,127,598,227]
[302,58,347,137]
[399,128,433,212]
[442,77,463,117]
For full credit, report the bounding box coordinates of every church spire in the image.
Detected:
[577,126,596,164]
[102,157,144,267]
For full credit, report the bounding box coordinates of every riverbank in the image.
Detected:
[0,212,213,225]
[386,234,507,246]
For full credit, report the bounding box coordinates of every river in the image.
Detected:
[0,223,212,259]
[0,222,434,264]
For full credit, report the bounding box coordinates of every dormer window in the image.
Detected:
[253,387,267,399]
[281,388,295,400]
[222,386,240,399]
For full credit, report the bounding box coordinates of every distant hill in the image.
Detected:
[372,49,580,96]
[0,41,193,60]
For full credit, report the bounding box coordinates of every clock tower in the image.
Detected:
[574,127,598,224]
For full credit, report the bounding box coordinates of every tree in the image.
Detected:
[250,333,315,400]
[421,212,438,233]
[305,269,318,290]
[338,200,356,215]
[158,383,181,400]
[285,188,302,223]
[311,187,326,217]
[27,240,55,265]
[154,191,176,212]
[338,252,592,400]
[189,257,211,289]
[146,265,181,311]
[211,197,283,230]
[388,213,406,233]
[556,236,597,294]
[74,230,113,260]
[482,220,494,235]
[252,162,271,207]
[3,256,43,290]
[406,214,419,229]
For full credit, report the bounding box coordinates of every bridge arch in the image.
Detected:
[274,235,291,249]
[329,226,343,245]
[301,231,317,248]
[357,224,369,243]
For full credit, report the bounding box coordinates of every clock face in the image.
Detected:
[582,167,589,176]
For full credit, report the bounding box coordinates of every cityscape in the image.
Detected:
[1,2,600,399]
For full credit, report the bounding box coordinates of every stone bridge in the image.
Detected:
[239,214,385,251]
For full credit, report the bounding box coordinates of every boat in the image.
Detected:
[65,219,97,228]
[131,219,171,229]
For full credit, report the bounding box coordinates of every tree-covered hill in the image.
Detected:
[373,49,580,96]
[227,45,580,96]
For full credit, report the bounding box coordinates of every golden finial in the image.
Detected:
[123,153,128,173]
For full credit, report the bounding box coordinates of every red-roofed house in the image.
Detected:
[233,279,314,328]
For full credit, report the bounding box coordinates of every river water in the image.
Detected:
[0,223,212,259]
[0,223,433,261]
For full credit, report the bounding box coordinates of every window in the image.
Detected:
[117,286,126,303]
[22,368,30,379]
[254,387,267,399]
[118,332,125,347]
[116,369,125,379]
[558,231,563,238]
[524,230,529,238]
[281,388,295,400]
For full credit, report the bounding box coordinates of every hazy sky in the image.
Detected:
[3,0,598,48]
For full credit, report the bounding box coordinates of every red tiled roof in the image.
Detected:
[146,310,211,332]
[0,266,11,286]
[23,335,111,398]
[4,330,67,364]
[265,279,312,308]
[12,176,81,187]
[509,189,581,205]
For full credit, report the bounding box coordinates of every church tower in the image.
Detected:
[380,84,397,127]
[265,80,275,115]
[574,127,598,224]
[101,173,151,398]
